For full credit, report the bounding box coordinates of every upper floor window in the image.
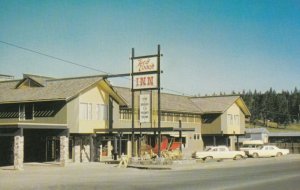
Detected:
[97,104,108,121]
[195,115,201,123]
[80,103,108,121]
[227,114,233,125]
[120,109,132,120]
[234,115,240,125]
[180,114,187,122]
[187,114,195,123]
[161,112,167,122]
[19,103,34,120]
[173,114,180,122]
[166,113,173,122]
[80,103,92,120]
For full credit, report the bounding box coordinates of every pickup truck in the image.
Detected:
[192,146,246,161]
[239,140,264,152]
[245,145,289,158]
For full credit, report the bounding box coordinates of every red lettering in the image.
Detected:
[134,75,156,89]
[135,77,140,86]
[147,76,153,86]
[140,77,146,86]
[137,58,155,72]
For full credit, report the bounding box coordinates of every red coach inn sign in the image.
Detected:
[130,45,162,156]
[133,57,158,90]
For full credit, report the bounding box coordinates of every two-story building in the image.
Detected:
[190,96,251,150]
[0,74,126,169]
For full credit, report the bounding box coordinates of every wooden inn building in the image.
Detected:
[0,74,250,169]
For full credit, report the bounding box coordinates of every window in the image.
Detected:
[19,104,34,120]
[234,115,239,125]
[80,103,88,120]
[173,113,180,122]
[187,114,195,123]
[227,114,233,125]
[96,104,100,120]
[80,103,92,120]
[166,113,173,122]
[99,104,108,120]
[193,133,201,140]
[120,109,132,120]
[195,115,201,123]
[87,103,92,120]
[163,113,168,121]
[180,114,187,122]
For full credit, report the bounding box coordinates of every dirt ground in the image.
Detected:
[1,154,299,190]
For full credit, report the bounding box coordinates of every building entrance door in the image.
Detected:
[46,137,60,162]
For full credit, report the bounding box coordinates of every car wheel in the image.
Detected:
[276,152,283,157]
[234,155,243,160]
[205,156,213,162]
[253,153,259,158]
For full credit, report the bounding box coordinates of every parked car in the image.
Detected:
[192,146,246,161]
[245,145,289,158]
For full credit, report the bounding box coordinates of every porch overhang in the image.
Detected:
[0,123,68,137]
[94,127,195,134]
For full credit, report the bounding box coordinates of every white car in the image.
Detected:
[192,146,246,161]
[246,145,289,158]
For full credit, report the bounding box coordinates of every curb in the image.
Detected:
[127,164,171,170]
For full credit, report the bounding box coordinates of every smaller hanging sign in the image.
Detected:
[139,94,151,123]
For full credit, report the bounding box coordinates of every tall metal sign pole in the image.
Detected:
[157,45,161,157]
[131,48,135,157]
[131,45,162,157]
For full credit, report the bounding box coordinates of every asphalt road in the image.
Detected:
[1,155,300,190]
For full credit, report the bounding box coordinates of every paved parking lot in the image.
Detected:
[1,154,300,190]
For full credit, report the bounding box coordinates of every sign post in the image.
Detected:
[131,45,162,157]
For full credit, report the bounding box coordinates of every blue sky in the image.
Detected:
[0,0,300,95]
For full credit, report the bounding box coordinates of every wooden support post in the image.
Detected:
[213,136,216,146]
[90,135,94,162]
[179,120,182,152]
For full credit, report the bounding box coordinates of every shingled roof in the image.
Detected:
[113,86,202,114]
[190,96,239,113]
[190,96,251,116]
[0,75,105,103]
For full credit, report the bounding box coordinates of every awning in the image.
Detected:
[94,127,195,133]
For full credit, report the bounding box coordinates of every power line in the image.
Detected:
[162,87,194,96]
[0,40,110,75]
[2,39,298,116]
[0,40,239,107]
